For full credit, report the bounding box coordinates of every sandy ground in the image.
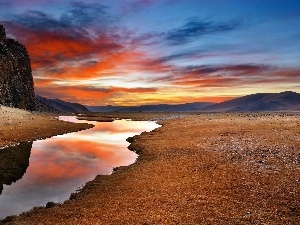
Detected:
[0,105,93,148]
[1,112,300,224]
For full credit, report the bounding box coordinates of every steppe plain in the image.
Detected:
[0,106,93,148]
[0,108,299,224]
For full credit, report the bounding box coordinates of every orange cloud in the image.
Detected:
[44,50,175,80]
[6,21,174,83]
[34,78,55,87]
[35,85,112,104]
[5,21,300,106]
[59,50,146,79]
[30,32,120,61]
[35,84,157,105]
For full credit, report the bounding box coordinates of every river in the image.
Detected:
[0,116,159,219]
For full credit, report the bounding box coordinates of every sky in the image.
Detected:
[1,0,300,106]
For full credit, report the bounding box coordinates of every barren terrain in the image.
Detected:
[1,111,299,224]
[0,105,93,148]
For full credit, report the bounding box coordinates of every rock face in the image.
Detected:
[0,24,35,111]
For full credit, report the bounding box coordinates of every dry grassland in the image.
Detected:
[0,106,93,148]
[2,113,299,224]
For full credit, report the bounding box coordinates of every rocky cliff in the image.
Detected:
[0,24,35,111]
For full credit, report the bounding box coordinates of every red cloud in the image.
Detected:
[5,21,175,83]
[4,21,299,106]
[4,22,122,70]
[27,32,122,70]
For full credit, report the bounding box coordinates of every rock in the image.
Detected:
[45,202,56,208]
[0,24,36,111]
[126,136,135,143]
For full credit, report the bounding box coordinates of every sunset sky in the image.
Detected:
[1,0,300,106]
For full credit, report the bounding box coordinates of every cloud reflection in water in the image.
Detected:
[0,117,159,218]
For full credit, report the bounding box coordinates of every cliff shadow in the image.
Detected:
[0,142,32,194]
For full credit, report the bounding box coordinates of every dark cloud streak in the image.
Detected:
[61,2,115,28]
[152,64,270,83]
[165,18,240,45]
[12,10,71,32]
[0,0,10,6]
[121,0,158,14]
[130,18,241,47]
[9,1,116,37]
[155,49,205,63]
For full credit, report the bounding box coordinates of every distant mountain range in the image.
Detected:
[202,91,300,112]
[87,102,214,112]
[36,95,90,113]
[87,91,300,112]
[35,91,300,113]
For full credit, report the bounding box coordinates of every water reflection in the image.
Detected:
[0,117,159,218]
[0,143,32,195]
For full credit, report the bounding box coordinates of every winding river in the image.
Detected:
[0,116,159,219]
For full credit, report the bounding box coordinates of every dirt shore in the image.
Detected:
[0,106,93,148]
[1,112,300,224]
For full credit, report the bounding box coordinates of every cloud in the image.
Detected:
[155,49,206,64]
[121,0,158,14]
[12,10,69,32]
[29,31,121,69]
[5,19,173,81]
[0,0,10,6]
[35,83,157,105]
[61,1,115,28]
[130,18,241,47]
[165,18,240,45]
[112,87,157,93]
[35,85,113,103]
[2,4,242,82]
[168,64,300,89]
[0,0,61,7]
[14,27,123,74]
[2,1,298,105]
[2,2,126,78]
[8,1,115,35]
[130,32,163,46]
[3,2,173,81]
[152,64,267,83]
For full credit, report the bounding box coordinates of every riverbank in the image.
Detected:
[1,113,300,224]
[0,106,93,148]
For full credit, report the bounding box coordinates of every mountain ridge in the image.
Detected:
[36,95,90,113]
[87,102,214,112]
[201,91,300,112]
[86,91,300,112]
